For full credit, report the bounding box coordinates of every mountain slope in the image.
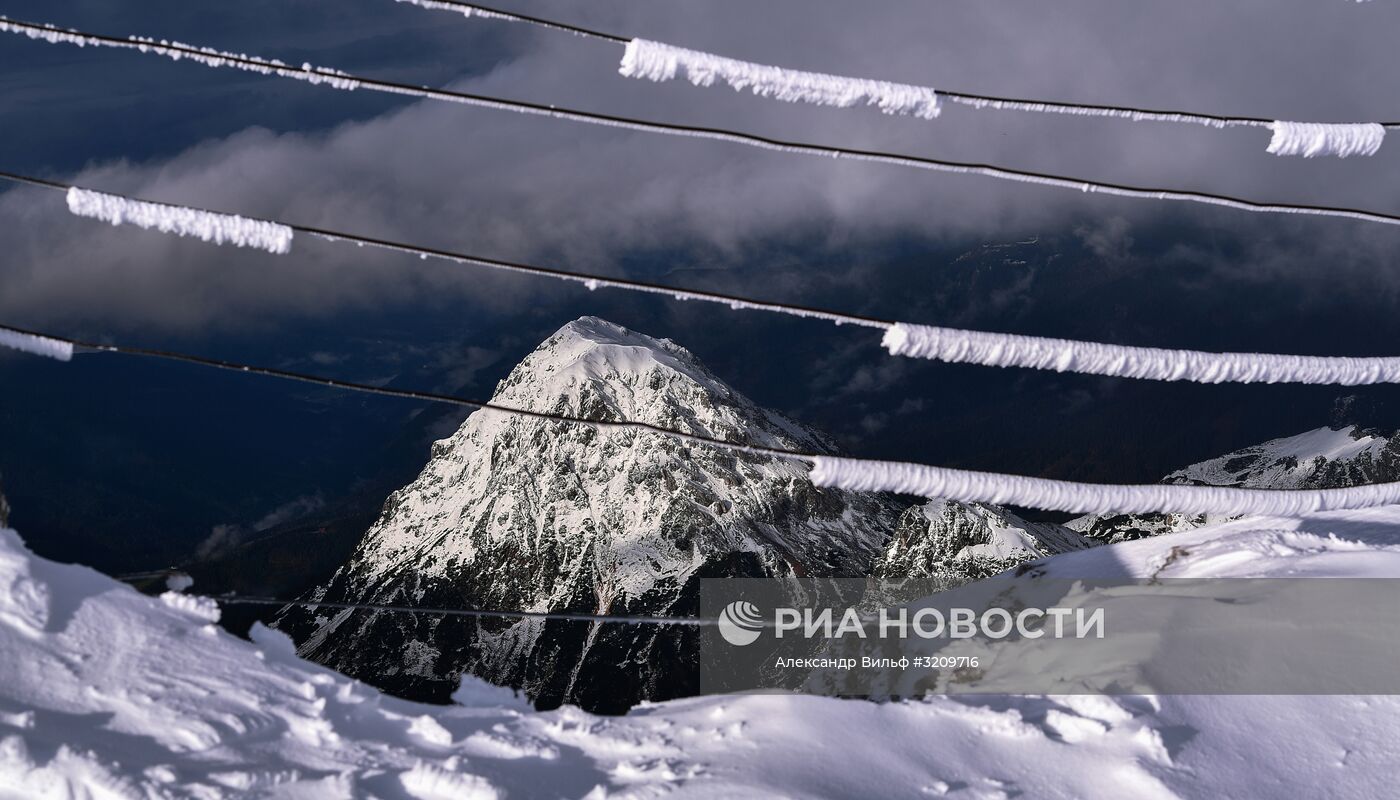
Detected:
[6,504,1400,797]
[875,499,1090,581]
[277,317,900,711]
[1070,424,1400,543]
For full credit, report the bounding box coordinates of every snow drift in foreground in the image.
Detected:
[65,188,294,254]
[4,510,1400,798]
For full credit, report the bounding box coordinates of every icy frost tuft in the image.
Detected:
[1267,122,1385,158]
[621,39,942,119]
[809,456,1400,515]
[66,188,293,254]
[0,329,72,362]
[883,322,1400,385]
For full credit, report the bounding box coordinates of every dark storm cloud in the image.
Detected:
[2,0,1400,331]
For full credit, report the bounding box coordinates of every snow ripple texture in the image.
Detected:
[1267,121,1385,157]
[0,329,71,362]
[810,455,1400,516]
[883,322,1400,385]
[66,188,293,254]
[620,39,943,119]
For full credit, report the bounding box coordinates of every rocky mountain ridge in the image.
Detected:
[276,317,905,711]
[876,499,1090,581]
[1070,424,1400,543]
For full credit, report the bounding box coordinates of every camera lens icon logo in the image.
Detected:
[717,600,764,646]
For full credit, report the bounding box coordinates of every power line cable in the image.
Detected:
[5,17,1400,226]
[9,319,1400,515]
[212,593,719,626]
[394,0,629,44]
[111,569,720,626]
[11,171,1400,387]
[396,0,1399,143]
[0,320,819,461]
[0,169,889,331]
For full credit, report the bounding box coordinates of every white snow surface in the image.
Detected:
[0,329,72,362]
[66,188,293,254]
[620,39,943,119]
[932,501,1087,561]
[1267,121,1385,158]
[809,454,1400,515]
[5,506,1400,797]
[883,321,1400,385]
[912,499,1089,562]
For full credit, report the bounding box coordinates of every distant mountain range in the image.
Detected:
[1069,424,1400,543]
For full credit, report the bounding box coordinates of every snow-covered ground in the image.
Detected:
[3,508,1400,799]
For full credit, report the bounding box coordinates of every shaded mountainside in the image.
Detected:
[875,499,1090,581]
[276,317,901,712]
[1070,424,1400,543]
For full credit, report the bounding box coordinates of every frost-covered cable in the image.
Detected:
[0,321,821,465]
[1266,121,1386,158]
[8,17,1400,227]
[620,41,1388,157]
[809,456,1400,516]
[391,0,628,42]
[14,173,1400,386]
[0,327,72,361]
[882,322,1400,386]
[66,188,293,254]
[390,3,1394,156]
[620,39,943,119]
[0,171,889,331]
[11,319,1400,517]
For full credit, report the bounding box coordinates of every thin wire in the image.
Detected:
[0,320,824,464]
[110,570,717,626]
[115,569,185,581]
[8,17,1400,229]
[214,593,718,626]
[19,172,1400,388]
[15,317,1400,517]
[399,0,1398,130]
[398,0,629,43]
[0,169,892,331]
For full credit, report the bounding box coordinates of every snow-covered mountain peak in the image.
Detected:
[280,317,898,710]
[487,316,823,451]
[497,316,709,405]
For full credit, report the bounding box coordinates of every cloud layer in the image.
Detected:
[2,0,1399,333]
